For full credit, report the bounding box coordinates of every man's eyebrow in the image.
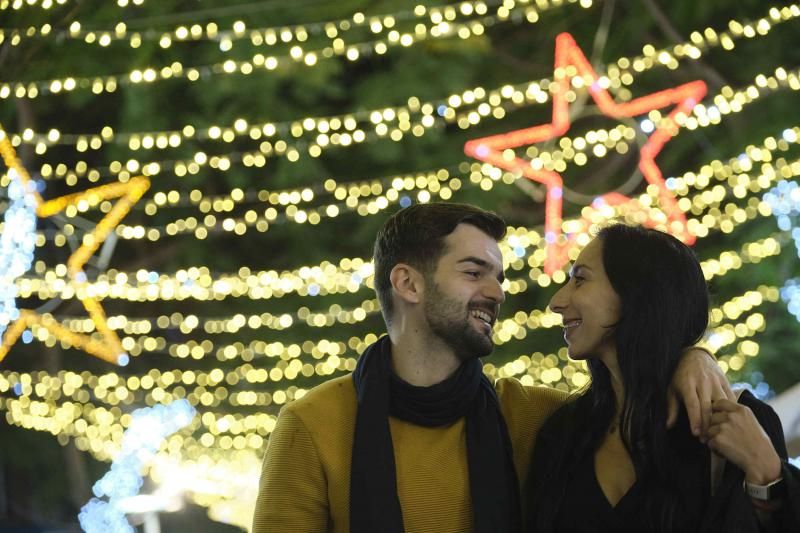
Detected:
[456,256,506,282]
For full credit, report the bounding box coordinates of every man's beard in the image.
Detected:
[423,280,495,361]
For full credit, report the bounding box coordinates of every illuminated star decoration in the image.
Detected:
[78,399,196,533]
[465,32,707,273]
[0,151,37,340]
[0,124,150,365]
[763,177,800,321]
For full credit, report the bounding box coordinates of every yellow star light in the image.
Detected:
[0,124,150,365]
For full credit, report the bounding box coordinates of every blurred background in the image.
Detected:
[0,0,799,530]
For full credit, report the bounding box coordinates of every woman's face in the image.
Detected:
[548,237,621,363]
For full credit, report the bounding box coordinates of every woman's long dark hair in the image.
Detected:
[526,224,710,533]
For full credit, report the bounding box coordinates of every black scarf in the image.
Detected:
[350,335,521,533]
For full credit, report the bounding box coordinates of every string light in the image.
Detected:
[12,233,785,371]
[0,0,589,100]
[11,59,797,213]
[6,2,798,162]
[57,297,382,336]
[610,5,799,88]
[0,0,69,10]
[0,283,779,489]
[0,0,142,9]
[14,109,799,266]
[0,284,781,415]
[0,0,572,50]
[9,188,795,363]
[22,117,790,272]
[0,380,262,528]
[1,2,800,166]
[27,228,785,346]
[3,2,795,104]
[7,60,797,194]
[14,141,799,305]
[781,279,800,321]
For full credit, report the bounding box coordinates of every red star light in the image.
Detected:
[465,32,707,273]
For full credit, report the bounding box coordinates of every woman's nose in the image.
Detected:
[548,284,569,314]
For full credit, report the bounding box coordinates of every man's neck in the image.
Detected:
[388,332,462,387]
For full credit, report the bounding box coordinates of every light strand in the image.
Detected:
[0,284,779,413]
[0,0,69,10]
[17,243,785,367]
[0,0,579,100]
[15,126,800,308]
[15,61,799,210]
[0,0,553,50]
[6,2,797,160]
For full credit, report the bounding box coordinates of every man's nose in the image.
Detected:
[484,277,506,304]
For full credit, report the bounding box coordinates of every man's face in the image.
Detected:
[423,224,506,361]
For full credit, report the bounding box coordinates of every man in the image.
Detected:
[252,203,731,533]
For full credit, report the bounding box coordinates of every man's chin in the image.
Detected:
[462,336,494,360]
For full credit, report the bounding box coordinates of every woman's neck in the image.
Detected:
[603,355,625,433]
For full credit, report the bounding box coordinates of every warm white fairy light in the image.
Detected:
[0,0,567,50]
[10,61,799,199]
[0,0,591,100]
[0,0,70,10]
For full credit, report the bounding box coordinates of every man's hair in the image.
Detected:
[372,202,506,326]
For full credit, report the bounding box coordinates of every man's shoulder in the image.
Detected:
[495,377,570,403]
[494,377,569,417]
[283,373,356,423]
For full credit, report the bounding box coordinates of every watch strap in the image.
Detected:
[743,476,785,501]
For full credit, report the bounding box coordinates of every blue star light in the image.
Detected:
[763,180,800,321]
[78,399,196,533]
[0,173,38,339]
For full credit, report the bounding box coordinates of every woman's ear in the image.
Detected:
[389,263,424,305]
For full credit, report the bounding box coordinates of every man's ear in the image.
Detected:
[389,263,425,305]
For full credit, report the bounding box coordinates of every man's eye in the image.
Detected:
[465,271,480,278]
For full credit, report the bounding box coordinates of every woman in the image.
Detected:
[526,224,799,532]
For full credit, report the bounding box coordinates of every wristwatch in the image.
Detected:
[743,476,786,501]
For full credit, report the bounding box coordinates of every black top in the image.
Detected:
[527,390,800,533]
[550,411,710,532]
[551,451,645,533]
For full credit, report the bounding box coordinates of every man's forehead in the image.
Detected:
[443,224,503,265]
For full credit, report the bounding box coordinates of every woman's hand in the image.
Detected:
[707,399,782,485]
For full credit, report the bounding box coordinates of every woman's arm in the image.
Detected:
[668,348,734,437]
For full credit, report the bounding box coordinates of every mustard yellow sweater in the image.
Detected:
[252,375,568,533]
